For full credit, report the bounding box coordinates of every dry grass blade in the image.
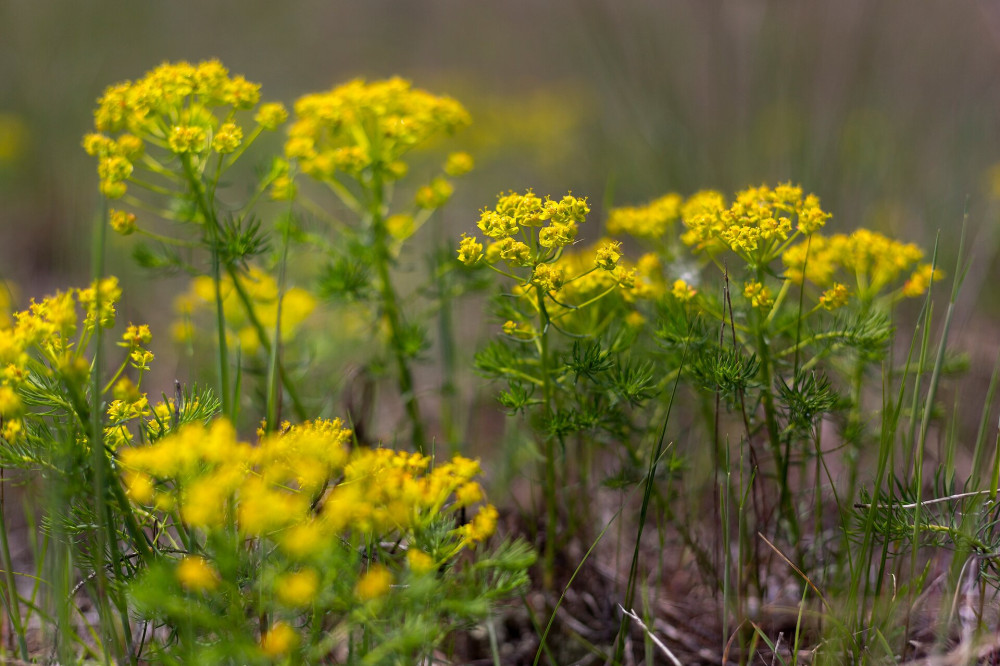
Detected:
[758,532,832,612]
[618,605,682,666]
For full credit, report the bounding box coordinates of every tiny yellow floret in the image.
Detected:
[355,564,393,601]
[276,569,320,607]
[260,621,299,657]
[176,556,219,592]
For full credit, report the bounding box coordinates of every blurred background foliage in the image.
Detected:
[3,0,1000,408]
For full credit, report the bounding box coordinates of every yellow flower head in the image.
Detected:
[444,151,474,176]
[902,263,944,298]
[355,564,393,601]
[494,237,532,267]
[407,549,436,574]
[211,122,243,154]
[275,569,320,607]
[109,209,137,235]
[287,78,470,181]
[415,176,454,209]
[531,263,565,293]
[671,279,697,302]
[260,621,299,657]
[87,61,273,197]
[607,193,681,239]
[682,184,829,261]
[594,241,623,271]
[254,102,288,131]
[459,504,499,546]
[457,234,483,265]
[819,283,849,310]
[176,556,219,592]
[743,281,773,309]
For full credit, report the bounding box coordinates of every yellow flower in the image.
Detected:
[2,418,22,442]
[415,176,454,209]
[0,385,21,416]
[743,281,773,309]
[444,151,474,176]
[176,556,219,592]
[124,471,155,504]
[355,564,393,601]
[682,184,829,260]
[287,78,470,177]
[120,323,152,348]
[478,210,518,240]
[168,125,207,154]
[537,222,577,249]
[671,279,697,302]
[495,237,532,267]
[129,349,154,371]
[457,234,483,265]
[109,209,137,235]
[260,621,299,657]
[279,521,327,559]
[594,241,623,271]
[819,283,849,310]
[460,504,499,545]
[270,174,297,201]
[613,266,636,289]
[385,213,414,241]
[607,193,681,239]
[211,122,243,154]
[531,263,565,293]
[254,102,288,130]
[407,549,435,574]
[275,569,320,607]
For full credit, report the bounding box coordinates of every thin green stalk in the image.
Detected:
[222,265,307,422]
[970,350,1000,480]
[755,322,798,542]
[0,474,28,660]
[265,217,292,432]
[90,199,133,665]
[369,169,425,452]
[535,284,558,590]
[614,343,686,664]
[434,247,460,455]
[180,155,232,420]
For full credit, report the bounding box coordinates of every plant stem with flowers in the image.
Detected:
[458,190,653,589]
[279,77,473,452]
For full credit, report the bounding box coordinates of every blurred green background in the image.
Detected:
[3,0,1000,389]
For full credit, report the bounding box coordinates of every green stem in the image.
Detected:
[180,154,232,420]
[222,265,308,422]
[0,482,29,659]
[369,169,425,452]
[535,284,558,590]
[755,311,798,542]
[91,199,135,664]
[265,219,292,431]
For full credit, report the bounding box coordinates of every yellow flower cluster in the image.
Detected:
[671,279,697,303]
[781,229,942,301]
[819,283,850,311]
[0,278,122,442]
[495,241,665,337]
[84,60,285,200]
[743,281,773,310]
[119,417,498,557]
[173,266,316,354]
[460,190,590,269]
[286,77,470,182]
[606,193,682,239]
[681,184,830,261]
[0,283,13,330]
